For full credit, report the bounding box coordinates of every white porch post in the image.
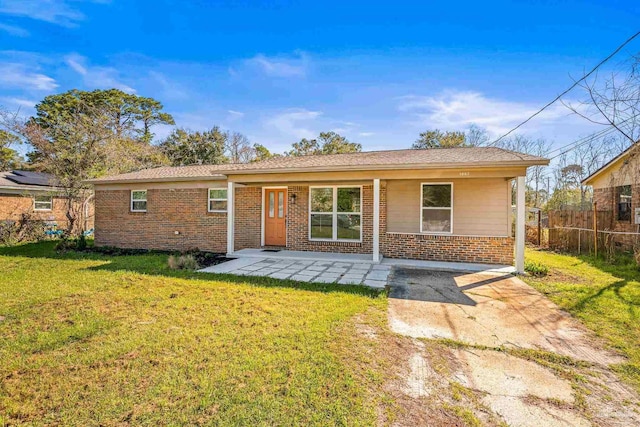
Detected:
[227,181,235,255]
[515,175,526,274]
[373,178,380,262]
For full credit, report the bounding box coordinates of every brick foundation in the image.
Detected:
[381,232,514,264]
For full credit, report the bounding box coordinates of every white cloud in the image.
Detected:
[265,108,321,139]
[358,132,375,137]
[0,0,86,27]
[227,110,244,121]
[0,22,29,37]
[65,53,136,93]
[0,97,37,108]
[397,90,573,135]
[0,63,58,91]
[246,52,308,78]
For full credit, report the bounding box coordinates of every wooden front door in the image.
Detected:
[264,188,287,246]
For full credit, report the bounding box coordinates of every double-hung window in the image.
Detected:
[208,188,228,212]
[34,195,52,211]
[617,185,632,221]
[421,183,453,233]
[131,190,147,212]
[310,186,361,241]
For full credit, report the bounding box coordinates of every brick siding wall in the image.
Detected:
[593,185,640,232]
[0,193,92,231]
[235,187,261,250]
[95,188,227,252]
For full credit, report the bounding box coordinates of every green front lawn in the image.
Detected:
[0,242,388,426]
[524,248,640,393]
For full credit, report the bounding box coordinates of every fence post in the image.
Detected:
[537,210,542,246]
[593,202,598,258]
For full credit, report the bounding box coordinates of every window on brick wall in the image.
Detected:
[34,195,52,211]
[617,185,632,221]
[208,188,228,212]
[131,190,147,212]
[309,186,361,241]
[421,183,453,233]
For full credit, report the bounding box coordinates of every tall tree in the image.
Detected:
[288,131,361,156]
[225,132,254,163]
[33,89,175,144]
[159,128,229,166]
[412,129,466,149]
[496,135,551,207]
[19,100,116,235]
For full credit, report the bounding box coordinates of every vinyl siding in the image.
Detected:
[386,178,510,236]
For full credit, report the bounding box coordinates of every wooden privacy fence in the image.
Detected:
[546,208,639,255]
[548,227,640,255]
[548,210,614,230]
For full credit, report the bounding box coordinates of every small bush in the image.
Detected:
[168,254,200,270]
[525,261,549,277]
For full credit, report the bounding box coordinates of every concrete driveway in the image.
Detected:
[386,268,638,427]
[388,267,621,365]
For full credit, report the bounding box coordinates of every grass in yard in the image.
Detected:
[0,241,389,426]
[524,248,640,393]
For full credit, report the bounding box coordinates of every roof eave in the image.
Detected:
[87,160,548,184]
[87,174,228,185]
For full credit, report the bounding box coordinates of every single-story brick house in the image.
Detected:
[583,143,640,231]
[1,171,75,231]
[88,147,549,272]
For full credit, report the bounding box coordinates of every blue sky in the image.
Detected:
[0,0,639,155]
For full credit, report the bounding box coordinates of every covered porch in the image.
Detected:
[224,175,528,273]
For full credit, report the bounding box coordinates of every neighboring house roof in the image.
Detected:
[582,142,639,186]
[88,147,549,184]
[0,170,60,192]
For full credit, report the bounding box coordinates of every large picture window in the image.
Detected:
[421,183,453,233]
[310,186,361,241]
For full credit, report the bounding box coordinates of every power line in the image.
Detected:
[488,30,640,146]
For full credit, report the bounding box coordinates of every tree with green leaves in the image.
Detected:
[412,129,466,149]
[288,131,361,156]
[159,127,229,166]
[252,143,275,162]
[32,89,175,144]
[0,129,23,171]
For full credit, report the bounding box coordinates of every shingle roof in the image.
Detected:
[88,147,549,184]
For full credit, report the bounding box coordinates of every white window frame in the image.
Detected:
[420,182,453,234]
[130,190,147,212]
[208,188,228,213]
[34,194,53,211]
[309,185,363,242]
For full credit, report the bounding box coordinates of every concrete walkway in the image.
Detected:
[199,256,391,287]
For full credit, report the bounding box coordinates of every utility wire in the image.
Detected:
[488,30,640,146]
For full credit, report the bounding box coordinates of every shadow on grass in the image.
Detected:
[0,241,384,298]
[568,253,640,314]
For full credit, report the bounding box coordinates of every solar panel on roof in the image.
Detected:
[5,171,58,187]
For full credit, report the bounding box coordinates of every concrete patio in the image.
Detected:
[199,249,516,288]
